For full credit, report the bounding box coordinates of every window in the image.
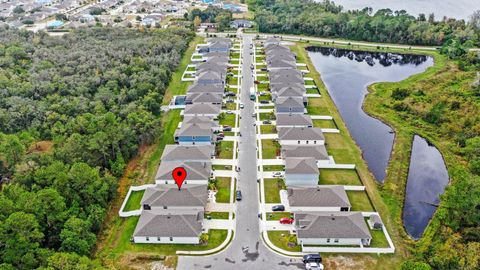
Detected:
[326,239,330,243]
[314,140,316,144]
[192,136,196,140]
[334,239,339,243]
[306,141,309,144]
[163,206,167,209]
[297,140,300,144]
[157,237,161,241]
[146,237,150,241]
[169,237,173,241]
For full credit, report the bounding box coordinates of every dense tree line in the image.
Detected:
[248,0,479,47]
[187,6,233,31]
[0,26,194,269]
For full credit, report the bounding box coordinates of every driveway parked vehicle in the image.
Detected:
[271,205,285,212]
[240,103,244,109]
[305,262,324,270]
[236,190,242,201]
[272,172,283,178]
[303,254,322,264]
[279,218,294,224]
[223,125,232,131]
[260,100,269,104]
[263,120,271,124]
[226,110,234,114]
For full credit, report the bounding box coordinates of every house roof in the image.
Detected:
[186,92,223,104]
[287,185,350,208]
[281,145,328,160]
[270,82,305,92]
[141,184,208,207]
[278,127,325,141]
[275,96,305,108]
[295,212,371,239]
[133,209,203,237]
[204,51,230,59]
[175,122,213,137]
[161,145,213,161]
[182,115,217,125]
[155,161,212,181]
[188,83,224,93]
[267,58,297,69]
[207,37,231,45]
[264,37,281,46]
[197,70,224,81]
[269,70,304,84]
[184,103,221,115]
[285,157,319,175]
[266,53,296,63]
[273,86,306,98]
[196,62,228,74]
[276,114,313,126]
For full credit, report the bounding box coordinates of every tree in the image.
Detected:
[0,212,44,269]
[194,15,202,28]
[59,217,96,256]
[13,6,24,14]
[43,252,94,270]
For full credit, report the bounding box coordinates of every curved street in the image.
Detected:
[177,34,304,270]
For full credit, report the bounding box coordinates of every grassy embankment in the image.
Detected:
[94,36,229,268]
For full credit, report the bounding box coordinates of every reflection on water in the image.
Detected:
[403,135,449,239]
[307,46,433,181]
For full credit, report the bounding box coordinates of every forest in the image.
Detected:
[248,0,479,47]
[0,27,194,269]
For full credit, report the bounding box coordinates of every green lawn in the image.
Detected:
[216,141,234,159]
[369,228,390,248]
[319,169,363,185]
[306,97,330,115]
[266,212,292,220]
[312,119,337,129]
[264,178,284,203]
[123,190,144,212]
[227,76,238,86]
[257,83,269,91]
[260,125,276,134]
[325,133,357,164]
[213,177,231,203]
[230,60,240,65]
[263,165,284,171]
[205,212,230,220]
[259,112,275,121]
[304,79,316,86]
[224,102,236,110]
[262,139,280,159]
[267,231,301,252]
[306,87,320,94]
[347,191,375,212]
[218,113,236,127]
[213,164,232,171]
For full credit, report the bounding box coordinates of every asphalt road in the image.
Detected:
[177,35,304,270]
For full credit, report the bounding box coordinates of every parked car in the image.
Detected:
[271,205,285,212]
[272,172,283,178]
[303,254,322,264]
[223,125,232,131]
[236,190,242,201]
[226,99,234,103]
[254,80,260,84]
[226,111,234,114]
[240,103,244,109]
[279,218,294,224]
[263,120,271,124]
[260,100,269,104]
[259,92,267,96]
[252,113,256,118]
[305,262,324,270]
[225,92,236,97]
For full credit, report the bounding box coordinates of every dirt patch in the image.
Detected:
[324,255,376,270]
[118,253,174,270]
[28,141,53,153]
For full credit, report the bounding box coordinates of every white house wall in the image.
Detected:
[134,236,200,244]
[279,139,325,146]
[298,237,364,246]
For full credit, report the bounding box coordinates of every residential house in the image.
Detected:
[275,96,305,114]
[269,69,304,84]
[196,70,225,85]
[160,145,214,162]
[281,145,329,164]
[287,186,351,212]
[230,19,252,28]
[133,209,204,244]
[275,114,313,128]
[187,83,224,94]
[185,92,223,105]
[284,157,319,186]
[294,212,372,246]
[155,161,212,185]
[183,103,221,117]
[174,122,214,145]
[141,184,208,211]
[278,127,325,145]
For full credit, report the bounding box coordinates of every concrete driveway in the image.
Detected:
[177,33,304,270]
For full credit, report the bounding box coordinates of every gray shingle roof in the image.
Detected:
[269,69,304,84]
[285,157,319,174]
[161,145,213,161]
[278,127,325,141]
[182,115,217,125]
[175,123,213,137]
[270,82,305,92]
[275,97,305,108]
[184,103,221,115]
[287,185,350,208]
[272,85,306,97]
[267,58,297,69]
[281,145,328,160]
[276,114,313,127]
[186,92,223,104]
[188,83,224,93]
[155,161,212,181]
[133,209,203,237]
[141,184,208,208]
[295,212,371,239]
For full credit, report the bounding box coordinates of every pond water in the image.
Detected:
[317,0,476,20]
[403,135,449,239]
[307,47,433,182]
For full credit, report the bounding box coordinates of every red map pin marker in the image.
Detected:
[172,167,187,190]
